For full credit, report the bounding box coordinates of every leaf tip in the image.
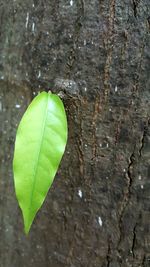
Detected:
[23,212,33,235]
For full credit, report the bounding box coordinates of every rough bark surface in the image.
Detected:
[0,0,150,266]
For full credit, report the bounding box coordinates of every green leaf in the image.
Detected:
[13,91,68,234]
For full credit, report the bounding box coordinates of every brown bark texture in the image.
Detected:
[0,0,150,266]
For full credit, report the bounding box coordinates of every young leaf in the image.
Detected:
[13,92,68,234]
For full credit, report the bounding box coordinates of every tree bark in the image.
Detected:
[0,0,149,266]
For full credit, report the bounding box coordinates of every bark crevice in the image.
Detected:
[139,119,150,157]
[103,0,116,99]
[117,148,136,252]
[131,223,137,257]
[65,0,85,77]
[106,242,111,267]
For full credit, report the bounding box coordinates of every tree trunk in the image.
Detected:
[0,1,149,266]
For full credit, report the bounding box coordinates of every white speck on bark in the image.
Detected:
[15,104,21,108]
[78,189,83,198]
[98,216,103,227]
[38,70,41,78]
[70,0,73,6]
[138,175,142,180]
[25,12,29,28]
[32,22,35,32]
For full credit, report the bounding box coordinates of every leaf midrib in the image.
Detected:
[28,94,49,221]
